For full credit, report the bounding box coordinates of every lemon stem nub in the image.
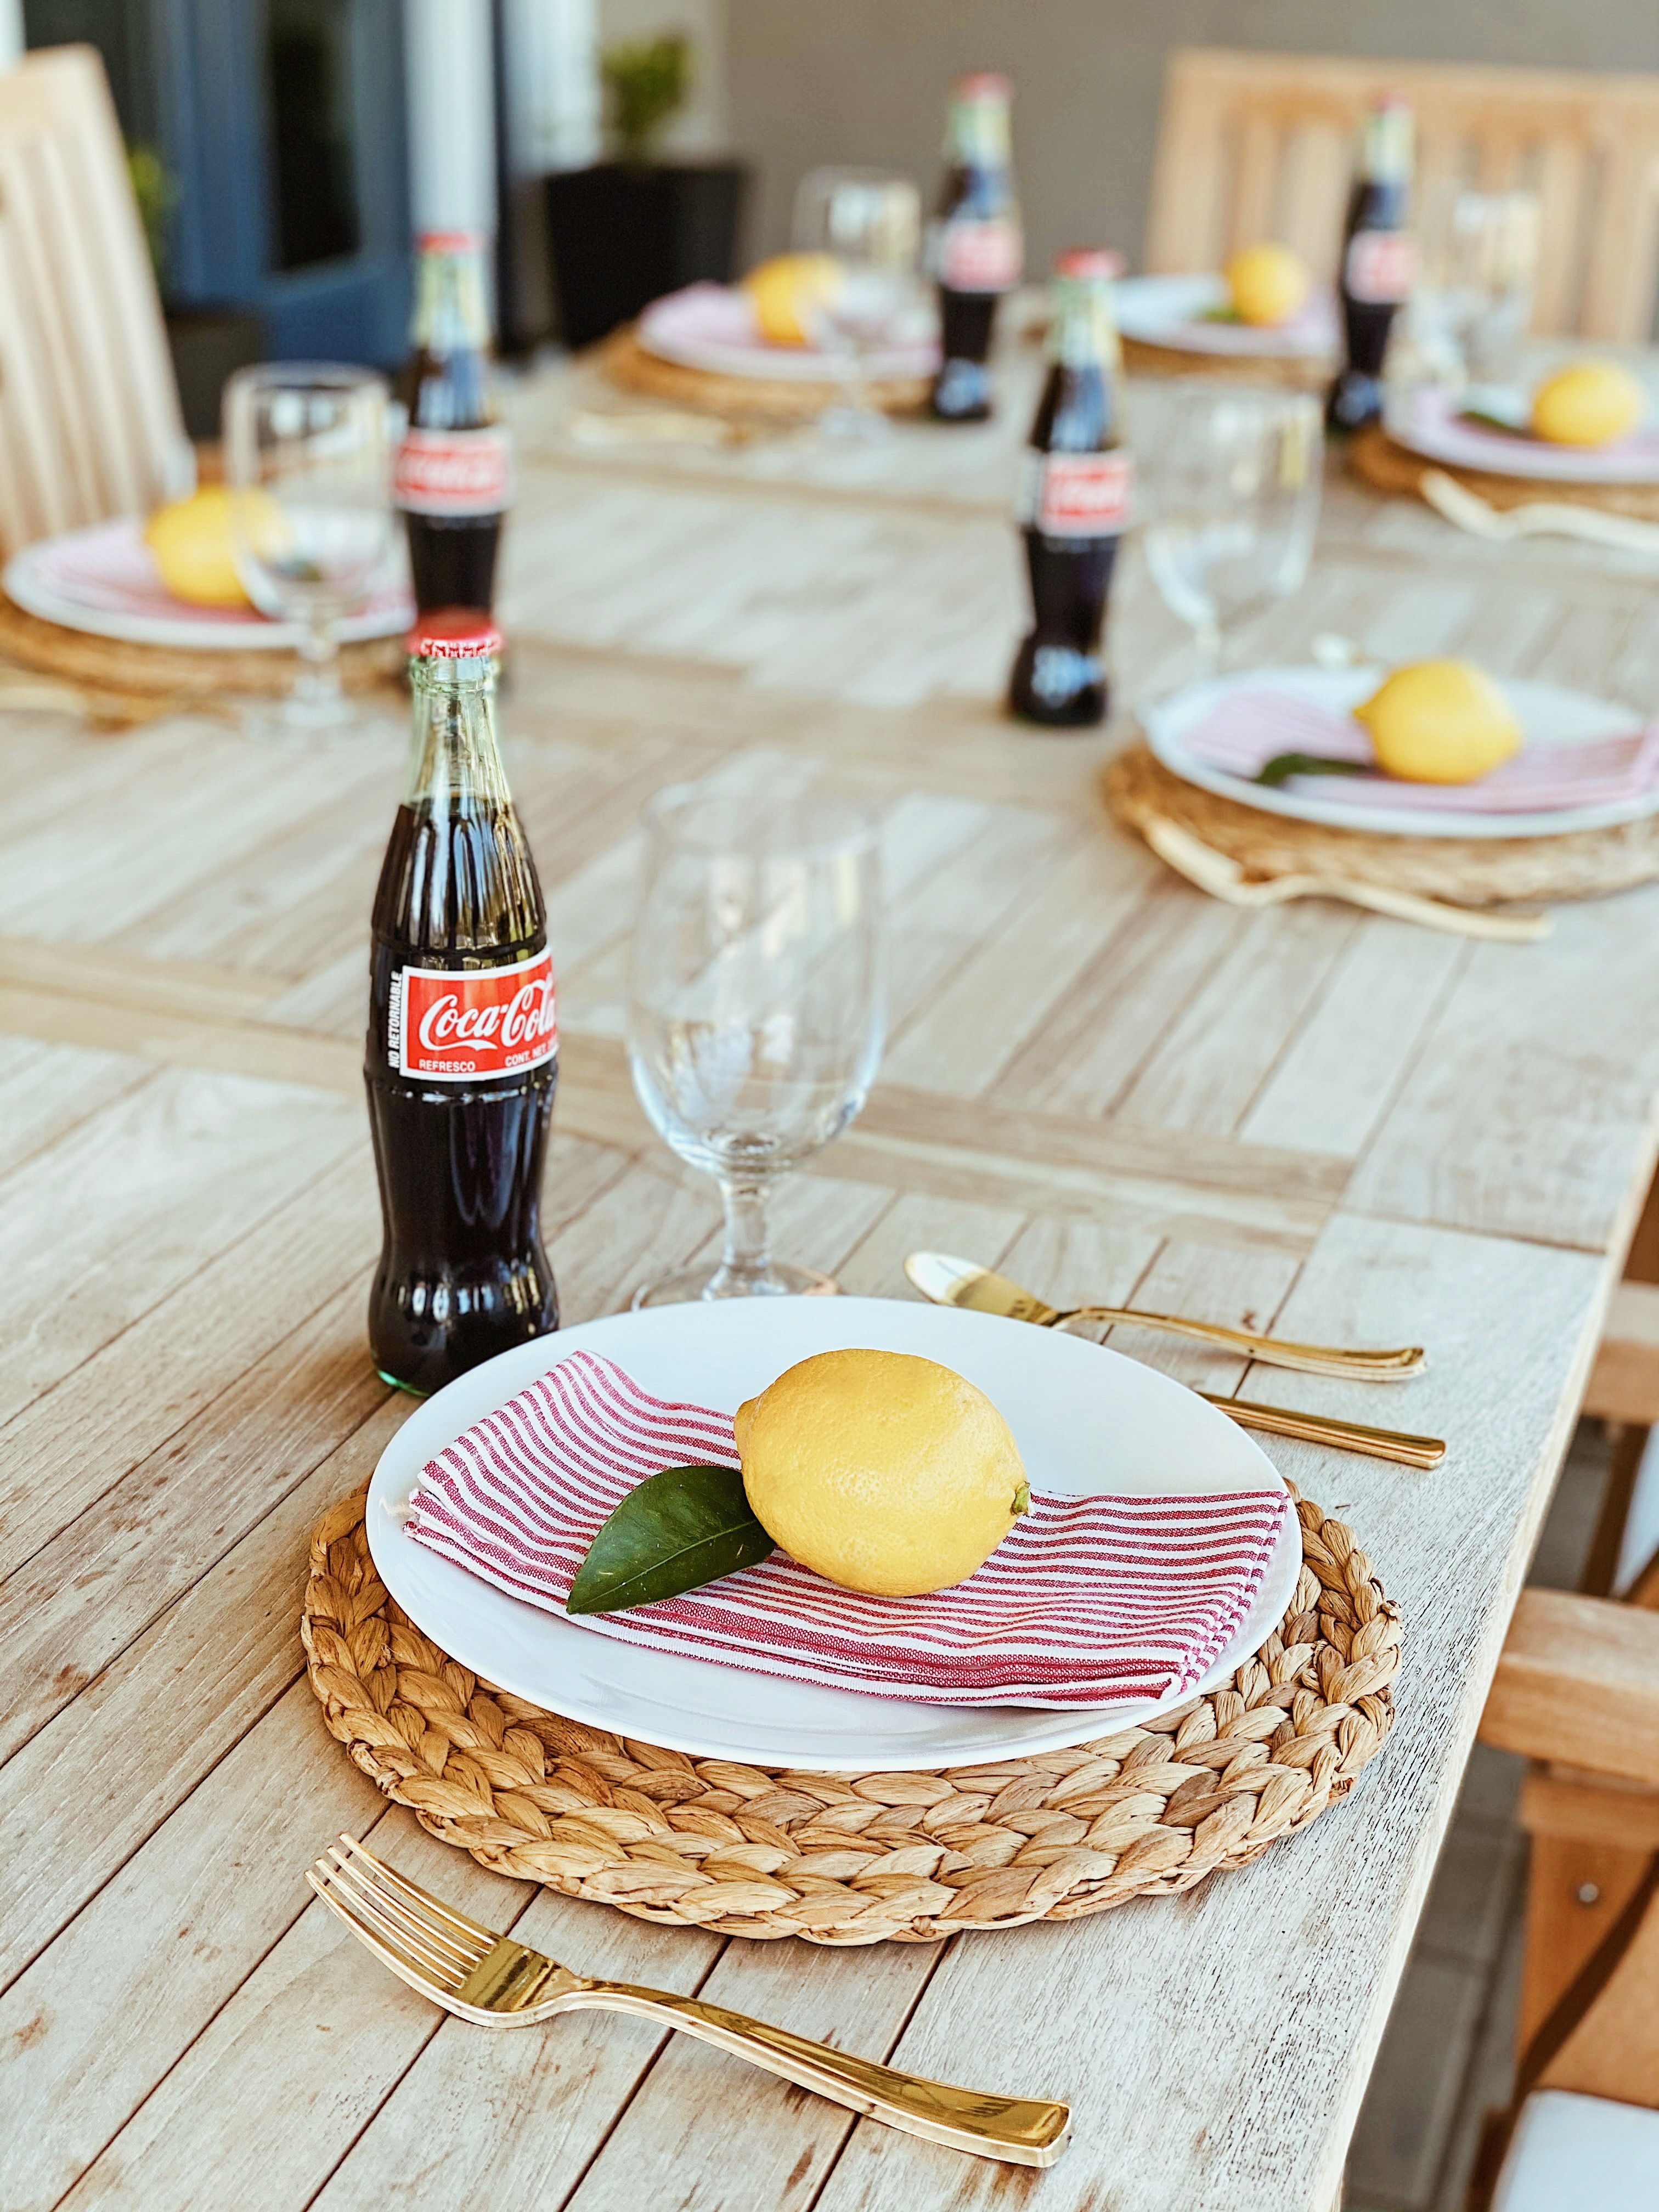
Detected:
[1012,1478,1030,1517]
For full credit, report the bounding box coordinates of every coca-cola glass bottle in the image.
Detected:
[1327,98,1417,433]
[927,73,1023,424]
[1007,252,1132,729]
[365,613,558,1393]
[394,233,512,612]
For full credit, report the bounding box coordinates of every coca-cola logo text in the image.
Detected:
[934,218,1023,294]
[394,427,512,517]
[1345,230,1416,307]
[395,951,556,1081]
[1019,450,1134,538]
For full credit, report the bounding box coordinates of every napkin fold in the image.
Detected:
[404,1350,1290,1710]
[1183,687,1659,814]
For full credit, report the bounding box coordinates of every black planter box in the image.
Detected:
[166,307,268,441]
[543,161,747,351]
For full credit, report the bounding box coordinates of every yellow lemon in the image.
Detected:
[735,1348,1029,1598]
[1355,660,1522,785]
[1223,242,1311,328]
[742,252,843,346]
[143,487,284,607]
[1530,361,1645,448]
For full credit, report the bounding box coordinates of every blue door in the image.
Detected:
[26,0,413,368]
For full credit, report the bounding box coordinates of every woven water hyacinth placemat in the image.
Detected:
[301,1481,1402,1945]
[1120,335,1330,393]
[1107,740,1659,906]
[1348,422,1659,520]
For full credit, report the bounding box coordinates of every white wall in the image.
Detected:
[0,0,22,69]
[404,0,497,237]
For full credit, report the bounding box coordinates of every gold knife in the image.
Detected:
[906,1252,1446,1470]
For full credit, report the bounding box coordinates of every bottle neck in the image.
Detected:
[410,247,493,357]
[1048,278,1119,373]
[945,95,1012,170]
[404,663,511,816]
[1361,104,1413,185]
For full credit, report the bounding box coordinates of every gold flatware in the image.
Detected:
[906,1251,1425,1381]
[1197,1394,1444,1468]
[1420,466,1659,556]
[906,1253,1446,1469]
[308,1835,1071,2169]
[1142,812,1549,943]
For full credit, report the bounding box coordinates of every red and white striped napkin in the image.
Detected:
[404,1350,1290,1710]
[1183,687,1659,815]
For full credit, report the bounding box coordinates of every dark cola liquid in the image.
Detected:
[1327,174,1410,433]
[405,512,501,614]
[1008,350,1120,729]
[934,290,1000,422]
[365,798,557,1394]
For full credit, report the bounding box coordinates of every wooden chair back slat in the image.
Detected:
[1146,49,1659,342]
[0,44,187,558]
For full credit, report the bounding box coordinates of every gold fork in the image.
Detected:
[307,1835,1071,2169]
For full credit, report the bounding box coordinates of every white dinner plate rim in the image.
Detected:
[365,1297,1302,1773]
[1386,383,1659,485]
[3,521,414,651]
[636,289,938,383]
[1144,664,1651,839]
[1113,272,1337,359]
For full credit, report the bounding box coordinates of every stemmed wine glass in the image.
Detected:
[223,363,395,737]
[791,167,923,438]
[1141,385,1323,677]
[627,783,885,1306]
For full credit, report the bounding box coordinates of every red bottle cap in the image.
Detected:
[416,229,486,255]
[952,72,1011,101]
[1054,247,1125,281]
[405,608,503,658]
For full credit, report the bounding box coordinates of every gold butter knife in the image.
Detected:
[906,1252,1445,1470]
[905,1252,1424,1380]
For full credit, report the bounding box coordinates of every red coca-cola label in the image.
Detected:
[394,426,512,517]
[1018,450,1134,537]
[934,217,1023,292]
[1344,230,1416,306]
[391,950,557,1082]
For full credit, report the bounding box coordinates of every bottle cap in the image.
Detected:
[1053,248,1125,281]
[416,229,486,255]
[952,72,1011,101]
[405,608,503,658]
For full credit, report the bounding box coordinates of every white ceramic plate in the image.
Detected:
[366,1296,1301,1773]
[1146,664,1650,840]
[1386,382,1659,485]
[4,518,414,651]
[1113,273,1338,359]
[635,281,939,382]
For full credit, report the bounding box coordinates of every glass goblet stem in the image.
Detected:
[707,1176,780,1297]
[295,616,345,710]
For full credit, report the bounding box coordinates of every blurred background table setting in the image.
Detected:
[3,15,1659,2212]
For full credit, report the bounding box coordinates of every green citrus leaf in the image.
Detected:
[565,1464,774,1615]
[1254,752,1378,788]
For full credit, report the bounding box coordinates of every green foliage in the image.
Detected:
[126,143,177,290]
[601,32,692,165]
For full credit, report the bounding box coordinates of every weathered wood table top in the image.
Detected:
[4,339,1659,2212]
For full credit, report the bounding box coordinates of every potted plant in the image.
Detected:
[541,33,747,351]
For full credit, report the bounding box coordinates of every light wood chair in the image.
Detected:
[0,43,189,557]
[1145,48,1659,343]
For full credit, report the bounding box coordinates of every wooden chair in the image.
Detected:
[0,43,189,557]
[1145,48,1659,343]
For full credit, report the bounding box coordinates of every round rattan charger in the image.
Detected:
[0,590,403,721]
[302,1481,1401,1945]
[598,325,931,425]
[1107,741,1659,906]
[1348,422,1659,520]
[1121,335,1331,393]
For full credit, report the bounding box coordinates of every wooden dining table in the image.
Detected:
[4,332,1659,2212]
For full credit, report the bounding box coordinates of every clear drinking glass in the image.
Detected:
[791,167,923,437]
[223,363,394,736]
[1414,183,1541,385]
[627,785,885,1306]
[1142,385,1323,674]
